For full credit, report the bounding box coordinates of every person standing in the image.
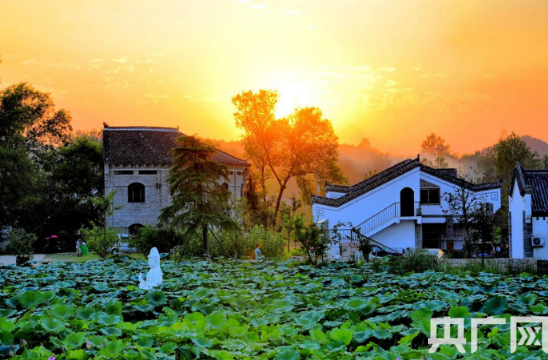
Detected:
[254,244,261,261]
[76,240,82,256]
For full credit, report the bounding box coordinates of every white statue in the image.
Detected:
[138,247,163,290]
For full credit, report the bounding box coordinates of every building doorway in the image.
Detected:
[400,188,415,216]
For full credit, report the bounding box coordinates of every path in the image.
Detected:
[0,254,46,265]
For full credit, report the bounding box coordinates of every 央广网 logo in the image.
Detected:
[428,316,548,353]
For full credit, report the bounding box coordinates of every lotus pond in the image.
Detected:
[1,259,548,359]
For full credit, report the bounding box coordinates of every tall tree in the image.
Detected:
[12,135,104,249]
[159,135,239,259]
[0,83,72,233]
[232,89,278,200]
[420,133,451,168]
[0,83,72,154]
[479,132,540,186]
[266,107,340,224]
[443,183,487,258]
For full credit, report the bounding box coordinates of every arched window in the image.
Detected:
[128,183,145,203]
[222,182,229,191]
[129,223,143,235]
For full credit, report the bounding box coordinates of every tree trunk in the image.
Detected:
[273,183,287,226]
[260,170,267,203]
[202,225,209,259]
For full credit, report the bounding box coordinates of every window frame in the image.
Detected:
[128,183,145,203]
[420,188,440,205]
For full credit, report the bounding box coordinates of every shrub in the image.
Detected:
[79,222,119,259]
[5,228,36,263]
[246,225,285,259]
[386,249,441,274]
[131,225,184,256]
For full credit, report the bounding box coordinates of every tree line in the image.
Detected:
[0,81,105,253]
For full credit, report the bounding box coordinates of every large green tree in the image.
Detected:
[479,132,540,186]
[159,135,239,259]
[12,135,104,250]
[0,83,73,234]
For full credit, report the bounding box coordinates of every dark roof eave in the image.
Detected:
[314,159,501,208]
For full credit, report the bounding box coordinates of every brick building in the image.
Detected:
[103,124,250,234]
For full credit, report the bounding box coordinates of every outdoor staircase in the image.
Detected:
[324,227,401,255]
[325,201,420,257]
[355,202,401,237]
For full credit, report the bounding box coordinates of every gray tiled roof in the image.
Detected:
[509,163,548,215]
[313,158,501,207]
[103,126,250,167]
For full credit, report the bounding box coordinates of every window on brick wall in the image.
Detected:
[128,183,145,203]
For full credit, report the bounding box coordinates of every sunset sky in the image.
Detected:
[1,0,548,155]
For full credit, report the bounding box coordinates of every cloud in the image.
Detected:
[112,56,129,63]
[249,3,266,9]
[145,94,169,98]
[21,59,38,65]
[233,0,250,3]
[380,67,396,72]
[151,53,163,57]
[106,66,135,74]
[284,10,302,16]
[421,72,449,78]
[43,61,81,70]
[90,59,104,63]
[307,25,316,29]
[181,93,226,103]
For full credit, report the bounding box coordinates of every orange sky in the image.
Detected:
[1,0,548,155]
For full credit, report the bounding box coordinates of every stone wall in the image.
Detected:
[105,165,247,233]
[415,223,422,248]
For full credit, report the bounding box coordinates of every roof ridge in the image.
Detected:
[314,158,501,207]
[326,158,417,193]
[104,126,179,132]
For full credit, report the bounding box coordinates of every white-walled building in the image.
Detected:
[312,157,502,259]
[103,125,250,234]
[508,163,548,259]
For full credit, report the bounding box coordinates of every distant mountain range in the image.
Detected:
[522,135,548,156]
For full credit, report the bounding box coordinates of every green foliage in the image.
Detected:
[386,249,441,274]
[480,131,540,185]
[245,225,285,259]
[160,135,239,259]
[1,259,547,359]
[4,228,36,260]
[79,222,119,259]
[130,225,183,256]
[286,215,327,264]
[0,82,73,240]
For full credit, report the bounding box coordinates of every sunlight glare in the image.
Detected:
[273,81,311,118]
